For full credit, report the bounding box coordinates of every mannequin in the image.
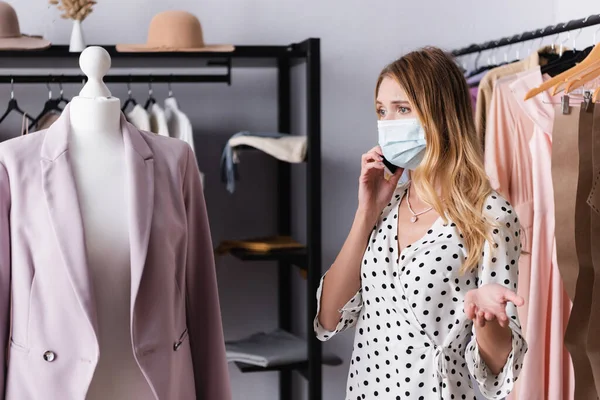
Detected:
[69,47,154,399]
[0,45,231,400]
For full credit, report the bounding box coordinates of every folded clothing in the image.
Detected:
[220,131,307,193]
[227,135,307,163]
[226,329,308,367]
[215,235,304,255]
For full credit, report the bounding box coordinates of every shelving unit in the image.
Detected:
[0,38,341,399]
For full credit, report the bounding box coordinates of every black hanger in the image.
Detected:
[464,42,503,79]
[0,78,33,125]
[56,79,69,107]
[541,46,593,77]
[28,82,65,130]
[144,79,156,110]
[465,63,495,79]
[121,79,138,113]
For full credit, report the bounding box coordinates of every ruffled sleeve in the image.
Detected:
[313,272,363,341]
[465,193,528,399]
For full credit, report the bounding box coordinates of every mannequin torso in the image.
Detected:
[68,47,154,400]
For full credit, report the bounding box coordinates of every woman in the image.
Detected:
[314,47,527,400]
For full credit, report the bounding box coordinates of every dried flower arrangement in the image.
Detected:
[48,0,97,21]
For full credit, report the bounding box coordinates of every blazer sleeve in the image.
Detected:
[182,146,231,400]
[0,162,10,397]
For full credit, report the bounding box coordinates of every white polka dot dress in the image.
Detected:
[314,182,527,400]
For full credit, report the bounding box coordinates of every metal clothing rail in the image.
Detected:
[452,13,600,56]
[0,74,230,84]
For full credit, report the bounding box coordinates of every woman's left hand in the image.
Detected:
[464,284,525,328]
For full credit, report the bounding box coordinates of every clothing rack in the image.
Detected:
[0,39,338,400]
[0,74,230,84]
[452,13,600,56]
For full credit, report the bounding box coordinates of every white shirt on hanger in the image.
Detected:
[164,97,204,189]
[149,103,169,137]
[164,97,195,152]
[126,104,151,132]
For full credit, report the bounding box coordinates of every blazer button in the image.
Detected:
[43,351,56,362]
[173,341,182,351]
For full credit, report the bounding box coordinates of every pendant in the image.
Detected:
[410,216,418,223]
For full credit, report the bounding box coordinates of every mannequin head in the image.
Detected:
[69,46,121,137]
[375,47,492,273]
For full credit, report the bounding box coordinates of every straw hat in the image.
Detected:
[0,1,50,50]
[116,11,234,52]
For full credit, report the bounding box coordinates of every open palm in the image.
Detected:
[464,284,524,328]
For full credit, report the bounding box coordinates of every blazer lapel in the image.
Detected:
[121,117,154,313]
[40,107,99,338]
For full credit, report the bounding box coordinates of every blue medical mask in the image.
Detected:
[377,118,427,170]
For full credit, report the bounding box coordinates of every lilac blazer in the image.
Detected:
[0,108,231,400]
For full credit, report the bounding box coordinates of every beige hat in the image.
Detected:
[116,11,234,53]
[0,1,50,50]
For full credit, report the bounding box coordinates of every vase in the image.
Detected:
[69,20,86,53]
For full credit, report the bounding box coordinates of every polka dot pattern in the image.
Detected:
[314,184,527,400]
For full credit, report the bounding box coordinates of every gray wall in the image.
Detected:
[2,0,595,398]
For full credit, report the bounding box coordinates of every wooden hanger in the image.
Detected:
[554,29,600,96]
[564,60,600,94]
[524,41,600,100]
[550,29,585,94]
[552,57,600,94]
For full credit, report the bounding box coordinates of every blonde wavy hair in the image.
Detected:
[375,46,493,273]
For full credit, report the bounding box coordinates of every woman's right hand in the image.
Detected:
[358,146,404,222]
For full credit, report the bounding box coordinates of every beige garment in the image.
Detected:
[475,47,553,148]
[33,110,61,132]
[564,102,598,400]
[228,135,307,163]
[552,105,581,301]
[587,103,600,396]
[552,104,598,400]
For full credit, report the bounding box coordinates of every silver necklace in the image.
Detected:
[406,183,434,223]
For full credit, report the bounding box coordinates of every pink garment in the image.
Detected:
[485,69,574,400]
[0,106,232,400]
[509,68,573,400]
[485,75,535,400]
